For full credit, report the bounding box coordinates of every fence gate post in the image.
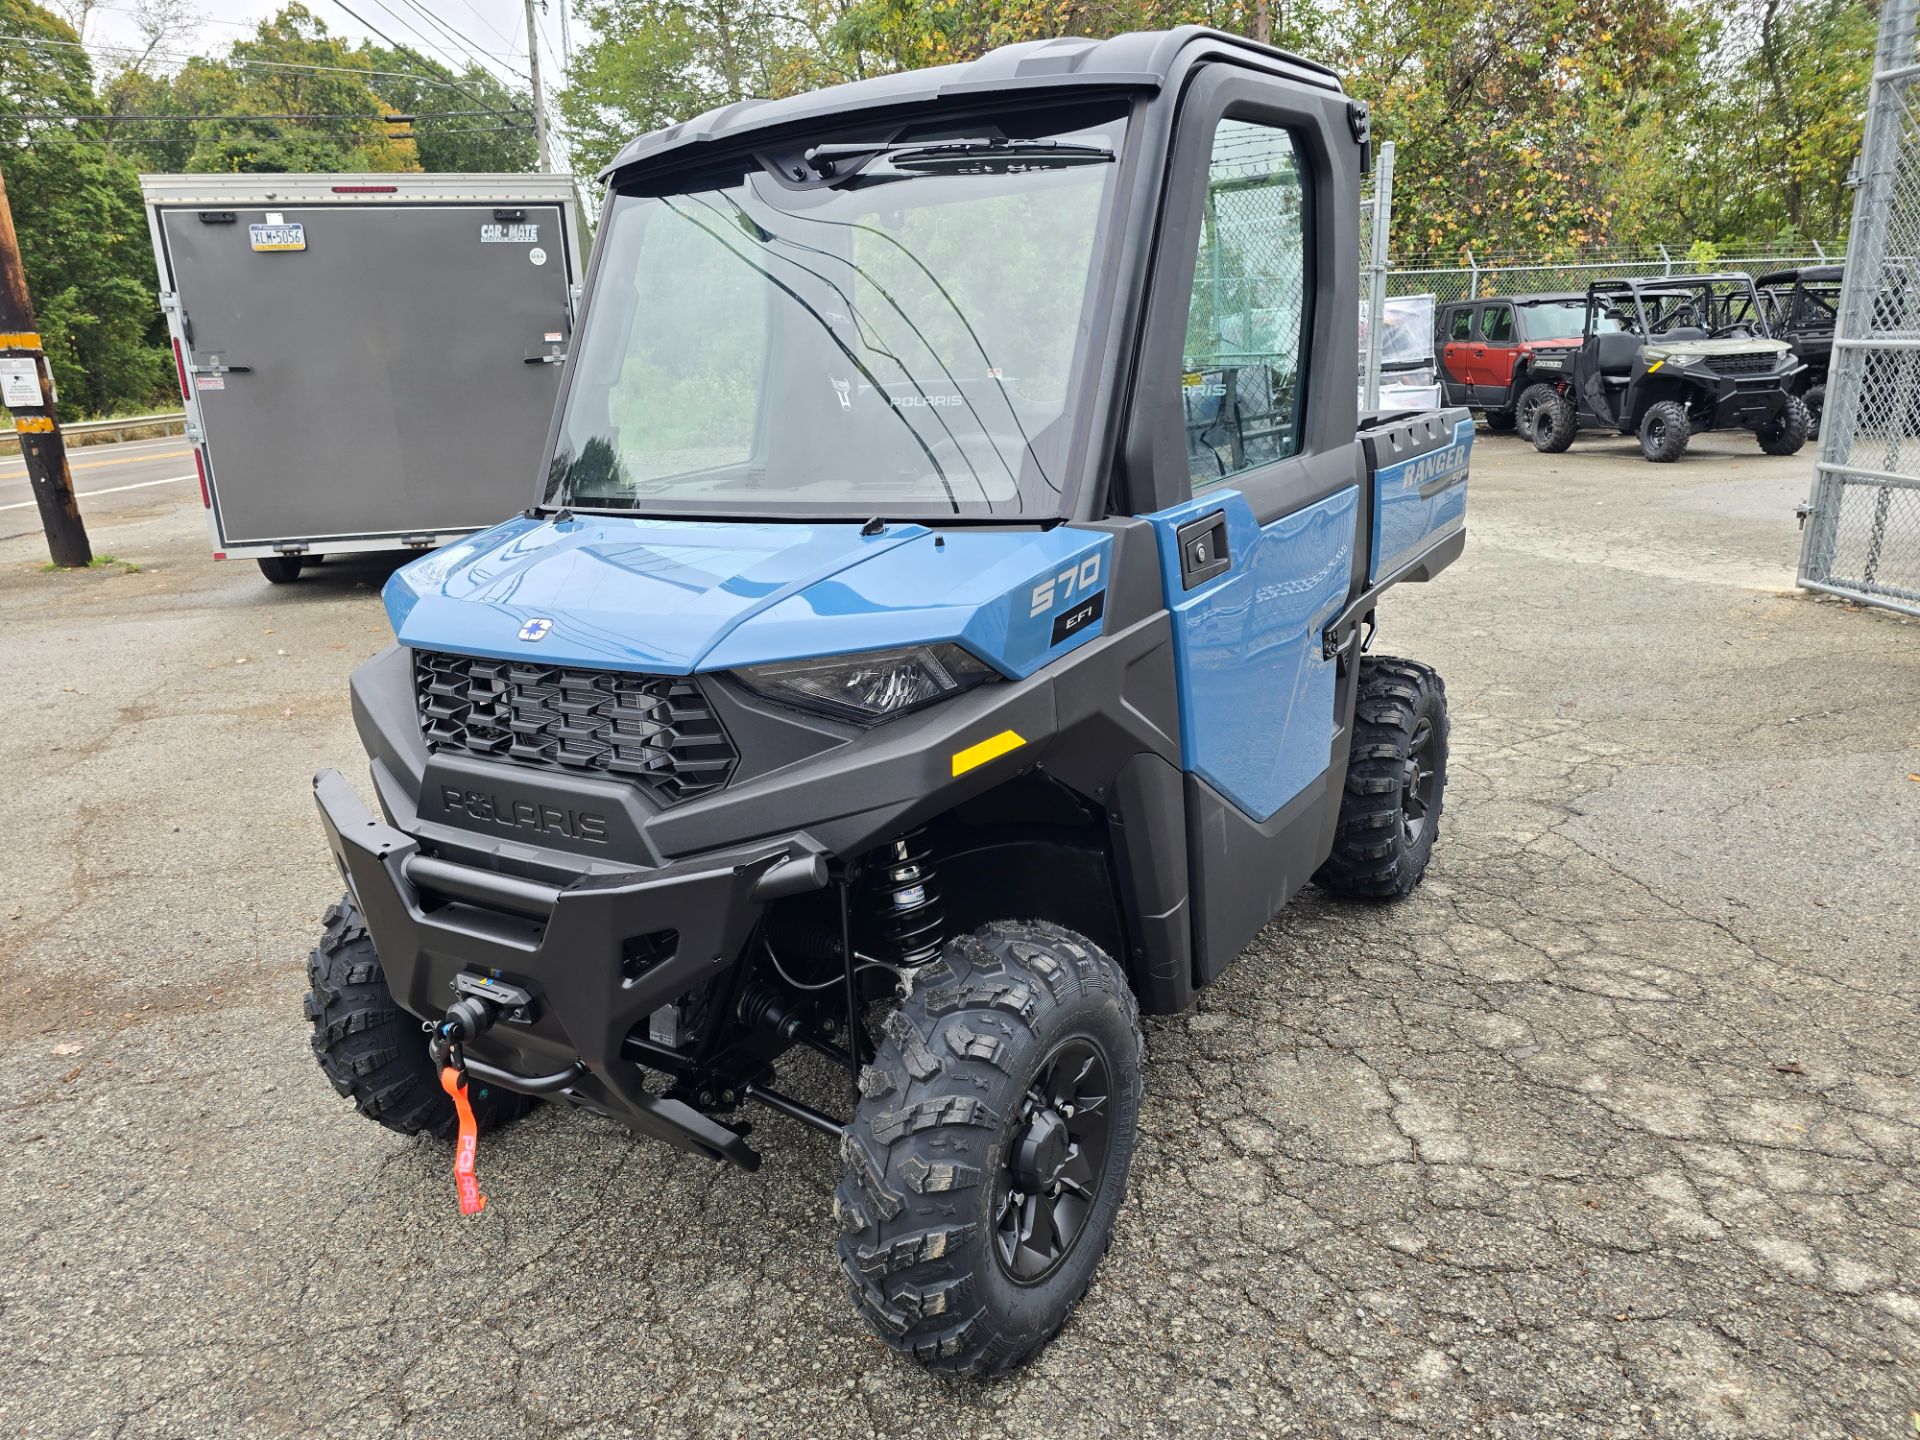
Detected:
[1796,0,1920,615]
[1363,141,1394,411]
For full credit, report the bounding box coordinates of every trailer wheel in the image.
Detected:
[258,556,304,584]
[1638,401,1691,462]
[1758,394,1812,456]
[1315,656,1448,901]
[1804,383,1825,440]
[834,920,1143,1376]
[304,895,538,1138]
[1521,384,1575,453]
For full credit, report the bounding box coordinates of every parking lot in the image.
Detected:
[1,429,1916,1439]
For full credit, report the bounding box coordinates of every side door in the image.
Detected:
[1438,303,1478,401]
[1124,66,1363,983]
[1477,302,1520,405]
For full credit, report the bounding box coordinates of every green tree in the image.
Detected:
[1671,0,1874,245]
[0,0,170,415]
[360,45,538,173]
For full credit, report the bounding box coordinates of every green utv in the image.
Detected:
[1521,274,1810,463]
[303,28,1472,1374]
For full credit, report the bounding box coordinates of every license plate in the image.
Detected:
[249,222,305,252]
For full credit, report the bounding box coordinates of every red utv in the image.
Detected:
[1436,293,1587,434]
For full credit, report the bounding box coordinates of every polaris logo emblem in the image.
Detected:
[517,618,553,642]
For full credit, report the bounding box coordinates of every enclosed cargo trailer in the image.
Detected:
[139,173,587,582]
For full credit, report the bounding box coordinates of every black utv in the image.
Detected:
[303,27,1475,1377]
[1756,264,1841,437]
[1521,274,1810,462]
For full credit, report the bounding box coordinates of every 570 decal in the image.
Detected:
[1029,553,1102,618]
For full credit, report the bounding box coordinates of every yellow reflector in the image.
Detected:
[14,415,53,433]
[951,729,1026,777]
[1647,359,1664,373]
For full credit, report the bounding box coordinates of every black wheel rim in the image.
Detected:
[1648,414,1667,444]
[1519,396,1540,437]
[1403,715,1437,843]
[993,1037,1114,1285]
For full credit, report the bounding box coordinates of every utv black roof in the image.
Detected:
[1755,265,1843,288]
[599,27,1347,182]
[1587,273,1760,295]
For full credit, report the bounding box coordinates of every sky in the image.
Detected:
[73,0,580,163]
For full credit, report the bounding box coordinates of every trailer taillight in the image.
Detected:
[193,447,211,509]
[172,337,190,401]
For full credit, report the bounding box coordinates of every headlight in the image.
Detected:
[735,643,999,724]
[1642,346,1670,363]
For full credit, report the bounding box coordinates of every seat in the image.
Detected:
[1593,331,1642,376]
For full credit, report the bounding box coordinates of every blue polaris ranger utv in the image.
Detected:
[305,27,1471,1375]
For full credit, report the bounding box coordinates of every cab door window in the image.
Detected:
[1482,305,1514,343]
[1448,307,1475,342]
[1180,119,1310,491]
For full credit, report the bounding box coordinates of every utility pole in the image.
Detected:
[524,0,552,174]
[557,0,573,68]
[0,163,90,568]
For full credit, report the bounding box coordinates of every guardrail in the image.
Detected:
[1,410,186,453]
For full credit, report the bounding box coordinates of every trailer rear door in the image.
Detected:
[158,202,573,546]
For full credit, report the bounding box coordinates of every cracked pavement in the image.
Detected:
[2,430,1917,1438]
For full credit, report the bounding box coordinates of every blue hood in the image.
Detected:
[384,513,1114,680]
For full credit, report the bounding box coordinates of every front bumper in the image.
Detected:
[314,768,810,1167]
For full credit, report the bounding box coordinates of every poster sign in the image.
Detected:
[0,357,42,409]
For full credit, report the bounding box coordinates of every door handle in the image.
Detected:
[1176,510,1230,590]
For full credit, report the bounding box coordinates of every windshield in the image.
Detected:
[1516,301,1591,340]
[545,105,1127,519]
[1611,280,1767,337]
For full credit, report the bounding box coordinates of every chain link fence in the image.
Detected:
[1385,242,1843,304]
[1799,0,1920,615]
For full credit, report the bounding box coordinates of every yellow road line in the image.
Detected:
[0,444,192,474]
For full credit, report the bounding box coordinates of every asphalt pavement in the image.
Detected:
[0,431,1916,1439]
[0,436,197,542]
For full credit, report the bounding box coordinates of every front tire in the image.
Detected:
[1638,400,1691,462]
[1757,394,1812,456]
[834,921,1144,1375]
[1521,383,1575,453]
[1315,656,1449,901]
[1803,383,1825,440]
[304,895,537,1137]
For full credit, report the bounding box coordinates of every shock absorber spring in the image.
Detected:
[861,828,943,967]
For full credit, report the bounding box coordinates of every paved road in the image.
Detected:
[0,436,197,543]
[0,434,1915,1439]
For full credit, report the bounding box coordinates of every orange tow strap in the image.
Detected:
[439,1065,487,1215]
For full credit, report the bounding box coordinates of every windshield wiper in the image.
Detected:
[803,137,1113,183]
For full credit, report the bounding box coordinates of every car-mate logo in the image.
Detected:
[439,787,609,844]
[517,617,553,642]
[480,221,541,243]
[1397,443,1469,493]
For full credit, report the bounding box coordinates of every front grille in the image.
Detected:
[415,651,737,805]
[1704,351,1779,377]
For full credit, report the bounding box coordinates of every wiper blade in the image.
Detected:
[802,137,1113,182]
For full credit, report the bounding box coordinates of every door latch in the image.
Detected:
[1175,510,1230,590]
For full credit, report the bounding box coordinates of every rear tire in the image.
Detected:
[834,921,1144,1376]
[304,895,538,1138]
[1758,394,1811,456]
[1483,408,1517,434]
[1315,657,1448,901]
[1638,401,1691,462]
[1803,383,1825,440]
[1521,384,1575,453]
[257,555,304,584]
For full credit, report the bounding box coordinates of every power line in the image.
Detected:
[391,0,529,81]
[0,30,481,93]
[17,110,505,122]
[328,0,531,121]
